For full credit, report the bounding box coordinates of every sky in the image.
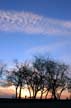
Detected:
[0,0,71,67]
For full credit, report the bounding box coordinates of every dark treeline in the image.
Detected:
[0,55,71,99]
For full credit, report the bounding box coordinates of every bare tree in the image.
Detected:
[32,56,68,99]
[6,57,69,100]
[7,69,20,99]
[0,62,6,77]
[30,56,47,99]
[27,70,45,99]
[0,62,6,86]
[66,77,71,99]
[45,59,68,99]
[7,60,31,99]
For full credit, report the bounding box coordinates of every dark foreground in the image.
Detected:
[0,98,70,108]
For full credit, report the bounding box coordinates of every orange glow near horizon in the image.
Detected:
[0,85,70,99]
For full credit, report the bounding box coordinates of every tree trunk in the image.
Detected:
[15,86,18,99]
[52,90,57,99]
[33,91,36,99]
[33,92,37,99]
[58,88,66,99]
[27,86,31,99]
[19,86,22,99]
[32,90,37,99]
[32,89,34,99]
[40,90,43,99]
[45,90,49,99]
[32,86,36,99]
[70,93,71,99]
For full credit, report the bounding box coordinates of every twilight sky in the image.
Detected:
[0,0,71,67]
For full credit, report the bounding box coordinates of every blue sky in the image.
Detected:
[0,0,71,67]
[0,0,71,20]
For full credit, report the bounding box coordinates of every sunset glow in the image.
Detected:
[0,0,71,99]
[0,85,70,99]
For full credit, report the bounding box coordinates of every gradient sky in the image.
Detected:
[0,0,71,67]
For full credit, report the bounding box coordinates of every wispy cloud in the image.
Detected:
[24,40,69,59]
[0,10,71,35]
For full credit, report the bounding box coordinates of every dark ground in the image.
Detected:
[0,98,70,108]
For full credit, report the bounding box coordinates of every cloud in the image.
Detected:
[24,40,69,58]
[0,10,71,35]
[0,86,15,98]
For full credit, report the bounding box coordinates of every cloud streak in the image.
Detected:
[0,10,71,35]
[24,40,70,59]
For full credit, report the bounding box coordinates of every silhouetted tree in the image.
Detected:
[27,70,45,99]
[0,63,6,77]
[32,56,68,99]
[7,69,19,99]
[7,60,31,99]
[6,56,69,100]
[18,63,31,99]
[67,69,71,99]
[0,62,7,87]
[44,59,68,99]
[32,56,47,99]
